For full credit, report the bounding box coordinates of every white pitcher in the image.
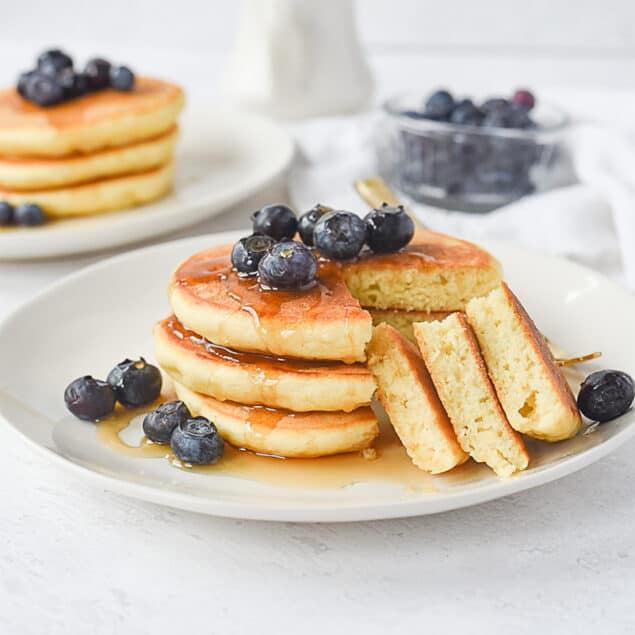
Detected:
[222,0,373,119]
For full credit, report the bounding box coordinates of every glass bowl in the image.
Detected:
[375,94,571,213]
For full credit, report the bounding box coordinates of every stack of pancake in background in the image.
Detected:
[153,230,511,461]
[0,77,184,218]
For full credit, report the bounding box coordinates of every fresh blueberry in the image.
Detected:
[512,89,536,111]
[449,99,484,126]
[143,400,191,444]
[14,203,46,226]
[231,234,275,275]
[0,202,14,225]
[64,375,117,421]
[483,103,533,130]
[577,370,634,423]
[37,49,73,76]
[71,72,91,98]
[258,240,317,289]
[313,211,367,260]
[251,204,298,240]
[481,97,509,113]
[17,71,35,98]
[84,58,111,90]
[364,204,415,253]
[423,89,454,120]
[107,357,162,408]
[110,65,135,91]
[170,416,225,465]
[298,204,331,246]
[57,68,76,98]
[23,72,65,107]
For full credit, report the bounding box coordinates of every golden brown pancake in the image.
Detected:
[154,316,376,412]
[175,382,379,458]
[0,77,184,157]
[368,308,452,344]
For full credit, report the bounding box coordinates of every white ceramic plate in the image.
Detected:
[0,110,293,259]
[0,230,633,522]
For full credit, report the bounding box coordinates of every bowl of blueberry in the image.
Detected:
[376,88,571,213]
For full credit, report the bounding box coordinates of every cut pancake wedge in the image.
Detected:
[466,283,581,441]
[414,313,529,477]
[367,324,467,474]
[175,382,379,458]
[155,316,375,412]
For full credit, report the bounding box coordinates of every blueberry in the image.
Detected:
[0,202,14,225]
[14,203,46,226]
[71,72,91,98]
[57,68,76,98]
[423,89,454,120]
[143,400,191,444]
[577,370,634,423]
[449,99,484,126]
[313,211,367,261]
[481,97,509,113]
[298,203,331,246]
[110,65,135,91]
[84,58,111,90]
[251,204,297,240]
[364,204,415,253]
[37,49,73,76]
[513,89,536,111]
[107,358,162,408]
[64,375,117,421]
[483,103,533,130]
[170,416,225,465]
[231,233,275,275]
[23,72,64,107]
[258,241,317,289]
[17,71,35,98]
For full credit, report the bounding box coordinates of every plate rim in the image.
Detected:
[1,231,634,522]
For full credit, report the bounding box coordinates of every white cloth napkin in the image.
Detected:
[288,114,633,289]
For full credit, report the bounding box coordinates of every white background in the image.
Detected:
[1,2,635,634]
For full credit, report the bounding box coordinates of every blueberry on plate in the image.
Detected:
[0,202,14,225]
[364,204,415,253]
[107,357,162,407]
[258,240,317,289]
[14,203,46,226]
[423,89,454,121]
[231,234,275,274]
[170,416,225,465]
[84,58,111,91]
[313,210,367,261]
[23,72,65,107]
[110,65,135,91]
[251,204,298,241]
[143,400,191,444]
[449,99,484,126]
[577,370,634,423]
[37,49,73,76]
[64,375,117,421]
[298,203,331,246]
[512,89,536,111]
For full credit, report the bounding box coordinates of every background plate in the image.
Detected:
[0,110,293,259]
[0,230,633,522]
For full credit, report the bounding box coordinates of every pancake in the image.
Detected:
[174,382,379,458]
[466,283,581,441]
[367,324,467,473]
[169,245,373,363]
[154,316,376,412]
[369,308,451,344]
[168,231,500,363]
[0,77,184,157]
[344,230,502,311]
[0,160,173,217]
[414,313,529,477]
[0,126,177,190]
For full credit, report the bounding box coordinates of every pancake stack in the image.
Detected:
[154,230,503,458]
[0,77,184,218]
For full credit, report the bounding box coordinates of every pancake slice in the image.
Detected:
[369,308,451,344]
[174,382,379,459]
[0,160,173,217]
[367,324,467,474]
[154,316,376,412]
[466,283,582,441]
[414,313,529,477]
